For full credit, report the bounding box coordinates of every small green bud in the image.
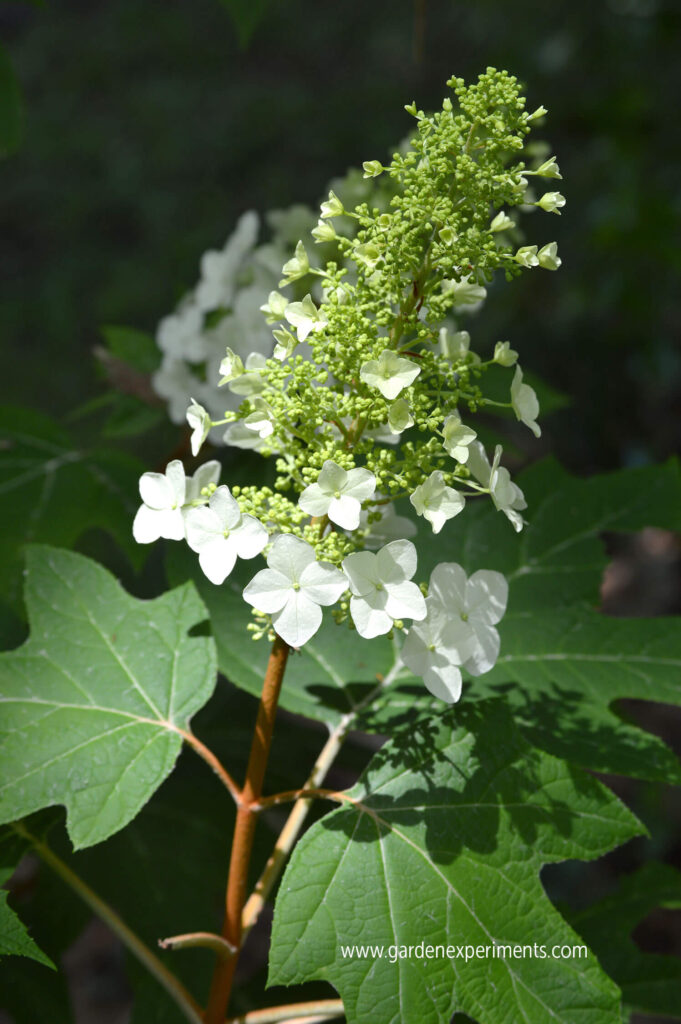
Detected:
[362,160,384,178]
[438,226,458,245]
[527,105,548,121]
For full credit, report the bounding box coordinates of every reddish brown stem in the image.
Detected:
[203,635,290,1024]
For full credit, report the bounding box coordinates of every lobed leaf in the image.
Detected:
[0,546,217,849]
[270,700,642,1024]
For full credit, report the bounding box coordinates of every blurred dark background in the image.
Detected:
[1,0,680,471]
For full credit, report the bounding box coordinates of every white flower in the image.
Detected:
[534,156,562,179]
[409,471,465,534]
[279,240,310,287]
[223,420,270,451]
[493,341,518,367]
[538,242,561,271]
[228,353,268,397]
[299,460,376,531]
[467,442,527,532]
[196,211,259,312]
[490,210,515,233]
[320,190,344,218]
[284,294,327,342]
[536,191,566,215]
[401,598,469,703]
[186,399,211,457]
[311,220,337,244]
[362,160,384,178]
[259,290,289,324]
[185,486,267,585]
[514,245,539,268]
[184,460,221,505]
[157,301,207,362]
[243,535,346,648]
[442,413,476,463]
[442,274,487,308]
[510,366,541,438]
[360,350,420,400]
[388,399,414,435]
[272,327,297,361]
[427,562,508,676]
[133,460,186,544]
[342,540,426,639]
[242,398,275,440]
[439,328,473,362]
[218,348,245,385]
[357,497,417,549]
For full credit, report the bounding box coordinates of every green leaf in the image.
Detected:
[0,867,54,968]
[270,700,641,1024]
[0,405,147,613]
[0,546,217,849]
[0,43,22,158]
[100,324,160,374]
[566,862,681,1020]
[166,545,398,727]
[219,0,272,48]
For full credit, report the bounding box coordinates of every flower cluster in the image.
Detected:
[134,69,564,702]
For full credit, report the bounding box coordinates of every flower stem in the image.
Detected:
[204,635,290,1024]
[12,822,203,1024]
[225,999,344,1023]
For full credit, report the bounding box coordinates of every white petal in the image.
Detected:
[428,563,467,614]
[466,570,508,626]
[209,486,241,529]
[133,504,162,544]
[298,483,331,519]
[272,592,323,647]
[139,473,174,511]
[463,624,501,676]
[317,461,348,495]
[343,468,376,502]
[376,539,417,584]
[243,568,291,613]
[349,595,392,639]
[267,535,316,581]
[299,561,347,605]
[422,662,463,703]
[327,493,361,530]
[187,460,221,500]
[199,539,238,585]
[151,508,185,542]
[185,505,222,553]
[233,516,268,559]
[342,551,379,597]
[165,461,187,505]
[384,580,427,622]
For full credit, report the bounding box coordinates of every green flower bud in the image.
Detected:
[279,240,310,287]
[362,160,384,179]
[490,210,515,233]
[534,156,562,179]
[320,190,344,219]
[514,245,539,268]
[493,341,519,367]
[312,219,337,243]
[438,226,458,245]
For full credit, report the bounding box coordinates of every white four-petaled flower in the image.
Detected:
[401,599,468,704]
[186,399,211,457]
[184,486,268,585]
[409,470,465,533]
[427,562,508,676]
[243,535,347,648]
[133,460,187,544]
[360,350,420,400]
[467,442,527,532]
[299,460,376,531]
[342,540,426,639]
[442,413,476,463]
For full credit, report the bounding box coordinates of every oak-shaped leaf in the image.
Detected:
[270,701,642,1024]
[0,546,217,849]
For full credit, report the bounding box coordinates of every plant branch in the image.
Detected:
[175,727,242,806]
[225,999,345,1023]
[12,822,203,1024]
[159,932,236,958]
[242,650,405,937]
[204,635,290,1024]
